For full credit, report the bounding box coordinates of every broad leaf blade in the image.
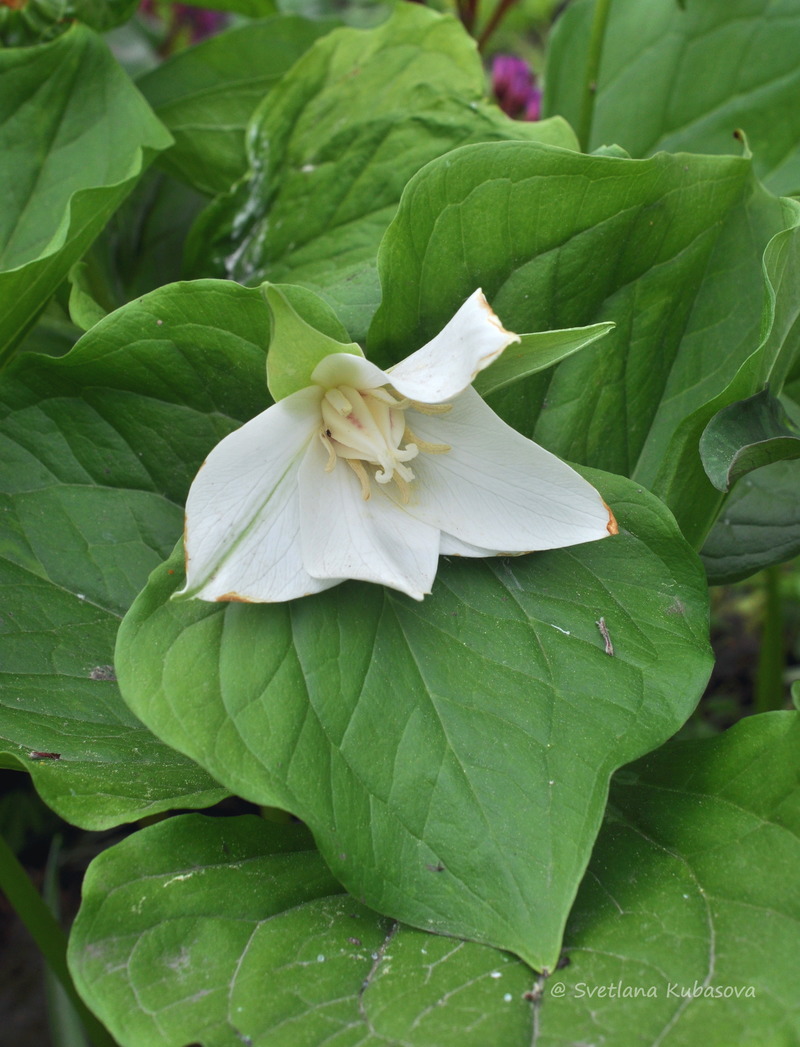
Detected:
[0,24,173,363]
[700,388,800,492]
[0,0,139,39]
[137,15,336,196]
[368,142,799,543]
[0,280,277,827]
[546,0,800,195]
[69,814,536,1047]
[650,210,800,547]
[70,714,800,1046]
[187,4,579,339]
[116,466,712,971]
[538,712,800,1045]
[369,143,750,472]
[701,458,800,584]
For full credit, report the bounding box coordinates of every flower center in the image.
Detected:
[319,385,449,502]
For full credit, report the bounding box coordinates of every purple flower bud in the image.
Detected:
[491,54,541,121]
[524,87,542,122]
[175,3,228,42]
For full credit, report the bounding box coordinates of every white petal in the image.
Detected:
[396,388,615,551]
[180,387,343,602]
[298,438,440,600]
[387,289,520,404]
[311,352,390,391]
[439,533,501,557]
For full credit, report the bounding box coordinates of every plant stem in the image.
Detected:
[0,833,117,1047]
[755,565,785,714]
[460,0,479,36]
[477,0,521,51]
[577,0,613,151]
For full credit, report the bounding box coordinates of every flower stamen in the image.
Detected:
[403,428,450,455]
[319,430,337,472]
[393,473,411,504]
[347,459,372,500]
[320,384,451,501]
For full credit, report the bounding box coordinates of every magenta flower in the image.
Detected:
[491,54,542,121]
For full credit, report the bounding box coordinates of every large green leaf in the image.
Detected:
[137,15,337,196]
[116,459,712,970]
[545,0,800,195]
[186,3,579,339]
[69,813,534,1047]
[650,209,800,547]
[0,24,173,364]
[539,712,800,1046]
[0,280,279,826]
[70,713,799,1047]
[367,142,800,544]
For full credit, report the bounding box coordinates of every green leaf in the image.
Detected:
[116,463,712,970]
[263,283,362,402]
[546,0,800,195]
[473,322,615,397]
[650,207,800,547]
[0,0,139,42]
[56,0,139,31]
[540,712,800,1045]
[70,714,800,1046]
[186,3,579,339]
[67,260,111,332]
[367,142,800,545]
[90,170,207,305]
[701,459,800,584]
[178,0,277,15]
[700,388,800,492]
[16,302,81,360]
[0,24,173,365]
[70,813,537,1047]
[0,280,280,828]
[137,15,336,196]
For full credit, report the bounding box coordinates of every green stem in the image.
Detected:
[577,0,613,152]
[0,834,117,1047]
[755,565,785,714]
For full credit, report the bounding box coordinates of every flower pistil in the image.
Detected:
[319,385,449,503]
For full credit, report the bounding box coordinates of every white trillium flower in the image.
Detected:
[180,289,617,603]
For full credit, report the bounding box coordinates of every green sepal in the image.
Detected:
[474,322,615,397]
[263,283,363,402]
